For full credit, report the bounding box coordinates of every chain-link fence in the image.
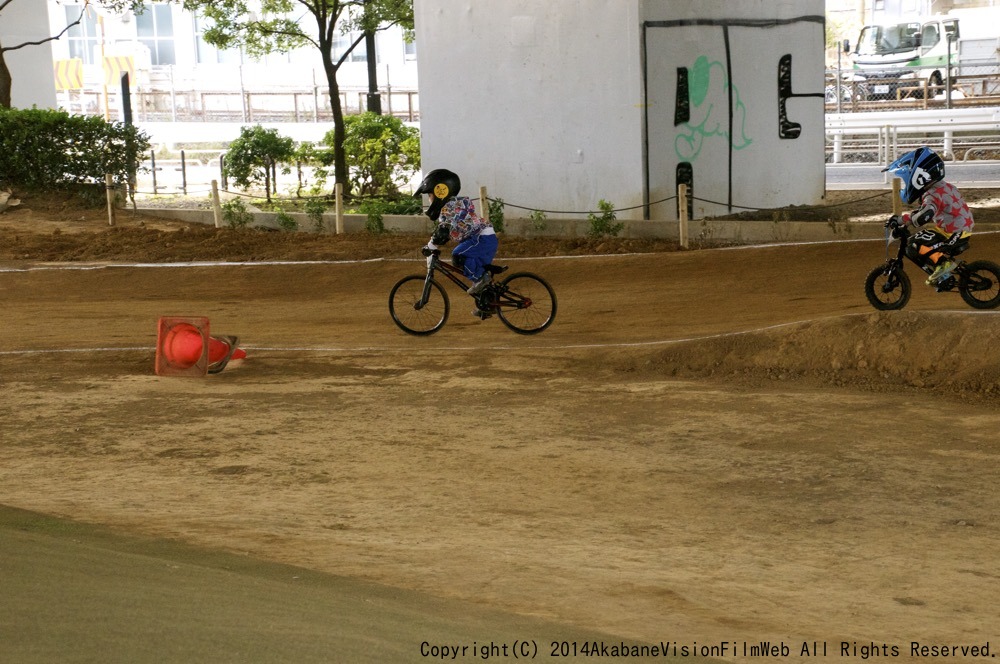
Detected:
[825,63,1000,114]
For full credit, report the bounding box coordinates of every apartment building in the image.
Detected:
[46,1,418,119]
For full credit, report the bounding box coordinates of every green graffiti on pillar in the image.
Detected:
[675,55,752,162]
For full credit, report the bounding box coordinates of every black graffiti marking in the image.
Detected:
[778,53,825,140]
[676,162,694,220]
[675,67,690,126]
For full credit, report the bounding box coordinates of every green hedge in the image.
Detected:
[0,108,150,189]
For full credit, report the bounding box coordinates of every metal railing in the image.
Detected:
[58,86,420,123]
[825,106,1000,165]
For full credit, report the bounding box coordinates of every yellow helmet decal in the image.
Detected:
[433,183,450,199]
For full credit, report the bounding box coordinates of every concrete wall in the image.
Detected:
[414,0,825,222]
[641,0,826,219]
[414,0,645,220]
[1,0,57,109]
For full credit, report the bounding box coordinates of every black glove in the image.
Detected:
[421,244,436,257]
[431,225,450,247]
[885,215,901,229]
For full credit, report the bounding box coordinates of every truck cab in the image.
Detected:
[852,16,959,99]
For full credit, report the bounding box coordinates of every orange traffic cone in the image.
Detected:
[155,316,246,376]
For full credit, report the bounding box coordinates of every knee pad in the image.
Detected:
[451,254,466,270]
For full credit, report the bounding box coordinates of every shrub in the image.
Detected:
[293,142,333,197]
[488,196,505,233]
[357,197,422,235]
[588,199,624,237]
[0,107,149,190]
[221,198,253,228]
[325,112,420,199]
[304,197,328,232]
[274,209,298,231]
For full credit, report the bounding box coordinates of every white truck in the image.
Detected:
[847,11,1000,100]
[850,15,959,99]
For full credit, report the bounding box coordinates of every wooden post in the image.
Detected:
[891,177,903,217]
[678,183,689,249]
[479,186,489,223]
[335,182,344,234]
[211,180,223,228]
[105,174,116,226]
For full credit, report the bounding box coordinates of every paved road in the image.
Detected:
[827,161,1000,189]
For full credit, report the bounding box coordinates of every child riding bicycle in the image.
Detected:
[883,146,975,288]
[415,168,498,317]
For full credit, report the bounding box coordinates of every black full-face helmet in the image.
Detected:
[414,168,461,220]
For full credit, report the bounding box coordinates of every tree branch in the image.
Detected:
[335,30,366,68]
[0,4,86,55]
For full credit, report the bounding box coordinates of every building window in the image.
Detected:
[65,6,100,65]
[334,32,369,63]
[136,3,176,66]
[193,14,242,64]
[403,37,416,61]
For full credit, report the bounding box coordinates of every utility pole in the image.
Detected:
[364,0,382,114]
[365,30,381,114]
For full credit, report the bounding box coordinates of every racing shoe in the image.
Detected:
[934,275,957,292]
[472,308,493,320]
[926,260,956,286]
[466,273,492,295]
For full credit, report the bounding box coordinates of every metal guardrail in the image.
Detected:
[825,106,1000,165]
[58,87,420,124]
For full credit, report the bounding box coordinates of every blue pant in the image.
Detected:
[452,233,498,280]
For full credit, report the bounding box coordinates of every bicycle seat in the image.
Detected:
[486,264,508,276]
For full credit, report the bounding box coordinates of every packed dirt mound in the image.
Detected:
[610,310,1000,401]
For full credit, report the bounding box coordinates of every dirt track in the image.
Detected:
[2,199,1000,661]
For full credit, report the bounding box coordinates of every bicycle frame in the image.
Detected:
[416,252,471,309]
[417,251,535,314]
[390,248,555,335]
[884,223,966,283]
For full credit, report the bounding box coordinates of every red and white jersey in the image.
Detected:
[910,181,975,234]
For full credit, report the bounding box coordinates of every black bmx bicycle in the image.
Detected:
[864,218,1000,310]
[389,249,557,335]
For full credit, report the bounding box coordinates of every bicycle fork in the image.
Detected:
[415,262,436,310]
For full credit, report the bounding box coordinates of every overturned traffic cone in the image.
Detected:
[155,316,246,377]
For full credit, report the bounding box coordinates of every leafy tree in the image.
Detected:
[0,0,144,108]
[224,125,296,202]
[183,0,414,198]
[338,111,419,199]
